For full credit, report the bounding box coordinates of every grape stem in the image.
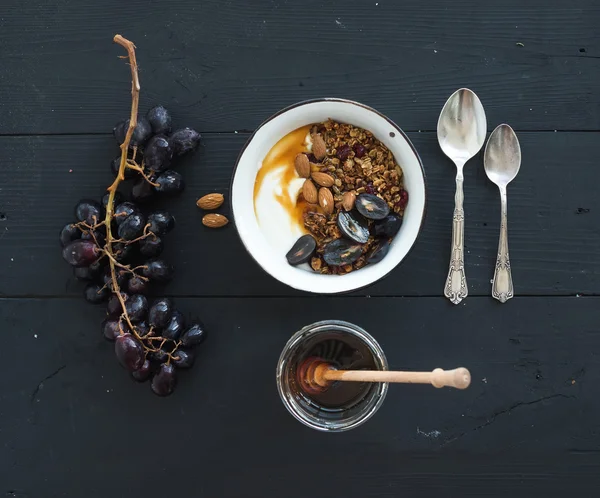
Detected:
[106,35,140,337]
[104,35,182,362]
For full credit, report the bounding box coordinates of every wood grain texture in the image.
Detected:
[0,0,599,134]
[1,297,598,497]
[0,132,598,297]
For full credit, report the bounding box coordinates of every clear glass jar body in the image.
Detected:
[276,320,388,432]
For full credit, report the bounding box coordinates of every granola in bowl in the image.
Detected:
[254,119,409,276]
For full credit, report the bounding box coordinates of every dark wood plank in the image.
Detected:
[1,297,598,497]
[1,0,599,134]
[0,132,598,297]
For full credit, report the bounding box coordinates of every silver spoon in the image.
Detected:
[484,124,521,303]
[437,89,487,304]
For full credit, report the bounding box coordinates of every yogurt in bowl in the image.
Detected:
[253,126,313,255]
[231,98,426,294]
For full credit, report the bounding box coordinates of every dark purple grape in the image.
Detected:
[114,202,139,225]
[151,363,177,396]
[118,213,146,241]
[148,298,173,329]
[102,319,122,341]
[102,191,123,208]
[322,239,363,266]
[170,127,201,156]
[173,349,195,369]
[127,275,149,295]
[373,214,403,238]
[102,267,128,291]
[115,333,145,371]
[113,120,127,144]
[286,234,316,265]
[84,283,109,304]
[337,211,369,244]
[111,156,136,180]
[146,105,172,135]
[162,310,185,340]
[73,265,98,281]
[181,323,206,347]
[60,223,81,247]
[113,242,135,263]
[125,294,148,323]
[150,348,169,364]
[139,235,163,258]
[62,240,101,267]
[89,258,106,275]
[114,118,153,147]
[132,359,152,382]
[81,229,105,247]
[368,239,391,265]
[131,118,153,146]
[74,199,104,225]
[144,135,173,172]
[355,194,390,220]
[154,171,185,195]
[142,259,174,283]
[107,292,127,317]
[132,177,156,203]
[147,210,175,235]
[134,321,150,337]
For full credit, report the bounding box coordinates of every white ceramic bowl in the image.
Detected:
[231,98,426,294]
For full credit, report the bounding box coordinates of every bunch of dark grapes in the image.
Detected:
[60,105,205,396]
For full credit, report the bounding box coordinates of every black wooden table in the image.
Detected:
[2,1,599,496]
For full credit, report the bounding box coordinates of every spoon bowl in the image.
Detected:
[437,88,487,166]
[484,124,521,186]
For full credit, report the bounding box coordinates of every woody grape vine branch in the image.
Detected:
[104,35,182,360]
[107,34,141,335]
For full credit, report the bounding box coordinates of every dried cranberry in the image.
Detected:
[396,189,409,209]
[365,183,376,195]
[336,144,352,161]
[353,143,367,158]
[305,153,318,163]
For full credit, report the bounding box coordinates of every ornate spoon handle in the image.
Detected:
[492,187,514,303]
[444,170,467,304]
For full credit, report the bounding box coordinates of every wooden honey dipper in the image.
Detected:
[297,357,471,394]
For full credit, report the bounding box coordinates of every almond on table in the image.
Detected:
[202,213,229,228]
[196,193,225,210]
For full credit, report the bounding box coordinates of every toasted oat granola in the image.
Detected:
[298,119,409,275]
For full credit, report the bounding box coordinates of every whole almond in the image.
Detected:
[312,133,327,160]
[202,213,229,228]
[318,187,334,215]
[196,193,225,210]
[294,153,310,178]
[312,172,334,187]
[303,179,318,204]
[342,192,356,211]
